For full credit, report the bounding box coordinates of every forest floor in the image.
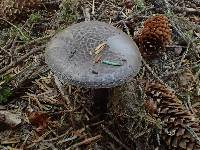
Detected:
[0,0,200,149]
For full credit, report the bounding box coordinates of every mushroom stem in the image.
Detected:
[91,88,113,116]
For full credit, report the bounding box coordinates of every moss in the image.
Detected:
[29,12,42,23]
[0,75,13,104]
[108,79,151,139]
[0,86,12,104]
[134,0,145,11]
[59,0,78,23]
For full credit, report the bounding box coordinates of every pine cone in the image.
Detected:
[145,82,200,150]
[137,15,172,58]
[0,0,59,23]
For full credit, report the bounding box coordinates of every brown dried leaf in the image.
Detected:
[176,128,185,136]
[178,68,196,91]
[28,111,48,133]
[0,110,21,129]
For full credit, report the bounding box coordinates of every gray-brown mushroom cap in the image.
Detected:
[45,21,142,88]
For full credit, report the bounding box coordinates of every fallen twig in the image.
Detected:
[142,58,175,93]
[54,75,72,110]
[178,41,192,68]
[66,134,102,150]
[0,17,29,40]
[0,45,45,76]
[15,34,53,53]
[26,130,52,149]
[172,6,200,16]
[101,124,131,150]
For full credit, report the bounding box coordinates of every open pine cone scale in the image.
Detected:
[145,82,200,150]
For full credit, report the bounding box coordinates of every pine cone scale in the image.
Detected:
[145,82,200,150]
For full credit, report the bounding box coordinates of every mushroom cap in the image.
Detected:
[45,21,141,88]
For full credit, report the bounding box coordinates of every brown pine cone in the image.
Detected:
[137,15,172,58]
[0,0,59,24]
[145,82,200,150]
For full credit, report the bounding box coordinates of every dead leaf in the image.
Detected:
[0,110,21,129]
[28,111,48,133]
[178,68,196,91]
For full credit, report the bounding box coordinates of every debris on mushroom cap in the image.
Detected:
[45,21,142,88]
[136,15,172,58]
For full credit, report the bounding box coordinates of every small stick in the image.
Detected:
[83,7,91,21]
[66,135,102,149]
[178,40,193,68]
[54,75,72,110]
[26,130,52,149]
[0,45,45,76]
[20,132,31,149]
[94,55,102,63]
[0,47,11,57]
[44,128,73,142]
[92,0,95,15]
[101,125,131,150]
[142,58,175,93]
[0,17,29,40]
[26,93,45,110]
[94,42,106,55]
[122,20,130,35]
[185,125,200,145]
[15,34,53,53]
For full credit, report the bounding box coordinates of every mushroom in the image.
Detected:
[45,21,141,113]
